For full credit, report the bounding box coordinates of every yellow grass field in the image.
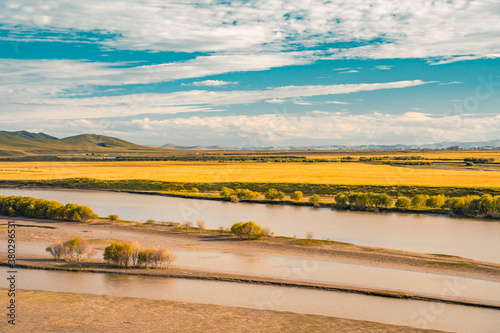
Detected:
[302,150,500,160]
[1,161,499,188]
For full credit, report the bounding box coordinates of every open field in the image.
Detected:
[0,160,499,188]
[293,149,500,160]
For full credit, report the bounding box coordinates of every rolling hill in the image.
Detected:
[1,130,59,141]
[0,131,163,156]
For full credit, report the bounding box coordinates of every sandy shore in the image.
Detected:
[0,288,446,333]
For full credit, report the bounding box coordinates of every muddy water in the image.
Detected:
[1,188,499,263]
[1,267,498,333]
[2,242,500,304]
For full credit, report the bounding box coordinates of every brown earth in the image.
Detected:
[0,288,446,333]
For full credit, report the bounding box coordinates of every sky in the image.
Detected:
[1,0,499,148]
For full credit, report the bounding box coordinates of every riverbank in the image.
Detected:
[0,288,445,333]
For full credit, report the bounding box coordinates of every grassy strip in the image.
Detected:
[2,178,500,197]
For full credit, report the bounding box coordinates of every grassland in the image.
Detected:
[0,160,499,188]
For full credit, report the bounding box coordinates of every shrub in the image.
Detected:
[230,194,240,203]
[305,231,314,239]
[411,194,429,210]
[235,189,259,199]
[277,191,286,201]
[104,242,133,267]
[143,248,176,268]
[230,221,265,239]
[219,225,226,234]
[46,237,95,261]
[334,193,349,208]
[220,187,235,197]
[426,195,446,208]
[291,191,303,201]
[66,237,90,261]
[184,221,193,228]
[370,193,393,208]
[265,189,279,200]
[196,220,206,230]
[130,241,143,266]
[395,197,411,210]
[309,194,321,205]
[108,214,119,221]
[46,242,67,261]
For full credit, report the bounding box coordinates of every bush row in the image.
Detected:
[46,237,97,261]
[332,192,500,218]
[0,195,97,222]
[104,241,176,268]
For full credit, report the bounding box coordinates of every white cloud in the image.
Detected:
[1,0,499,61]
[339,70,359,74]
[265,99,286,104]
[14,112,500,147]
[375,65,392,70]
[439,81,462,85]
[1,80,431,120]
[183,80,239,87]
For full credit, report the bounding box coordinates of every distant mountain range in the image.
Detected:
[1,130,499,157]
[160,140,500,150]
[159,143,230,150]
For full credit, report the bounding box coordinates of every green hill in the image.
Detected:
[0,131,163,157]
[1,130,58,140]
[59,134,146,150]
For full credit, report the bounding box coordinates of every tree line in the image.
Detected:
[0,195,97,222]
[332,192,500,218]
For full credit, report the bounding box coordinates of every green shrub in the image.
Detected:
[291,191,303,201]
[426,195,445,208]
[108,214,119,221]
[230,221,266,239]
[411,194,429,210]
[309,194,321,204]
[104,242,133,267]
[265,189,279,200]
[395,197,411,210]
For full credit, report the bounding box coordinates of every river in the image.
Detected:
[1,267,499,333]
[1,188,499,263]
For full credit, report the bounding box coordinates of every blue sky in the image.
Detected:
[1,0,499,147]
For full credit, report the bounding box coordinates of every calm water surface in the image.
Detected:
[3,242,499,304]
[1,188,499,263]
[0,267,498,333]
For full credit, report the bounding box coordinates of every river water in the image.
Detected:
[2,242,499,304]
[1,188,499,263]
[1,267,498,333]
